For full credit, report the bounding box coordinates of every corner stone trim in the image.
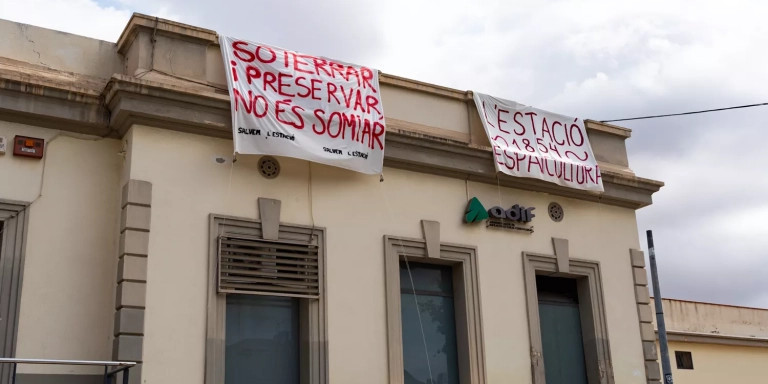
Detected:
[630,249,661,384]
[113,180,152,384]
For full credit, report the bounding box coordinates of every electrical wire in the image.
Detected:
[307,161,316,244]
[465,178,469,202]
[495,175,502,209]
[133,17,227,92]
[600,102,768,123]
[402,256,436,384]
[0,130,115,234]
[378,176,436,384]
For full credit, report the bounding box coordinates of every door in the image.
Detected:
[0,204,28,384]
[537,275,588,384]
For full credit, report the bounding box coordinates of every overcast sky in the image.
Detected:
[3,0,767,308]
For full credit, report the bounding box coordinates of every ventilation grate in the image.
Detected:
[258,156,280,179]
[548,202,564,222]
[218,235,319,298]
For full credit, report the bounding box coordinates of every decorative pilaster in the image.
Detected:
[113,180,152,384]
[630,249,661,384]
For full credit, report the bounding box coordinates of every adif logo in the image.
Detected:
[464,197,536,224]
[464,197,489,223]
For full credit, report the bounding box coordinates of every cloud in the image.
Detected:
[634,114,768,307]
[98,0,387,65]
[2,0,767,308]
[3,1,126,41]
[0,0,186,41]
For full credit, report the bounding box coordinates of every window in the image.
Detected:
[226,295,300,384]
[206,214,327,384]
[0,200,28,384]
[675,351,694,370]
[384,236,486,384]
[522,251,615,384]
[400,262,459,384]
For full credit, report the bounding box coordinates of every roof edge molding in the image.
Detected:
[0,14,663,209]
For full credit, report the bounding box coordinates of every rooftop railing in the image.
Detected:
[0,358,136,384]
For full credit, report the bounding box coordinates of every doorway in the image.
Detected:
[536,275,588,384]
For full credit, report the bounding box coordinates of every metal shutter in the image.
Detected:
[218,235,320,299]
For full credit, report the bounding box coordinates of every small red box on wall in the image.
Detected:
[13,136,45,159]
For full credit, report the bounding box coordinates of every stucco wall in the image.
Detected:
[0,121,122,372]
[380,84,469,134]
[654,298,768,338]
[126,124,647,383]
[0,19,122,79]
[660,341,768,384]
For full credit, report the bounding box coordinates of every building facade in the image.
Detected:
[652,298,768,384]
[0,14,664,384]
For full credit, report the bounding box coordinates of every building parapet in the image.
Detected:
[652,298,768,341]
[0,14,663,208]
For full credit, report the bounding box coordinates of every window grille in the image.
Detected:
[218,235,319,299]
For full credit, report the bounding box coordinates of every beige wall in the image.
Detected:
[380,84,469,134]
[125,124,647,383]
[650,299,768,384]
[0,15,661,383]
[654,298,768,338]
[0,19,122,79]
[0,121,123,372]
[660,341,768,384]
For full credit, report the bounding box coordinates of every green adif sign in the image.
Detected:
[464,197,536,224]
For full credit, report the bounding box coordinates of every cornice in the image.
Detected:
[379,73,470,101]
[103,74,230,138]
[0,59,109,135]
[659,330,768,348]
[117,13,218,54]
[585,120,632,138]
[1,63,662,209]
[384,131,661,208]
[113,15,634,140]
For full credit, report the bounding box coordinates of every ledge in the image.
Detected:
[0,47,662,209]
[384,132,661,208]
[659,330,768,348]
[103,74,229,138]
[386,118,471,144]
[585,120,632,138]
[380,73,470,101]
[0,59,109,135]
[117,13,218,55]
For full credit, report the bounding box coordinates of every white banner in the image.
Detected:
[472,92,603,191]
[220,36,386,174]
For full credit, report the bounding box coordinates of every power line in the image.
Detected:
[600,102,768,123]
